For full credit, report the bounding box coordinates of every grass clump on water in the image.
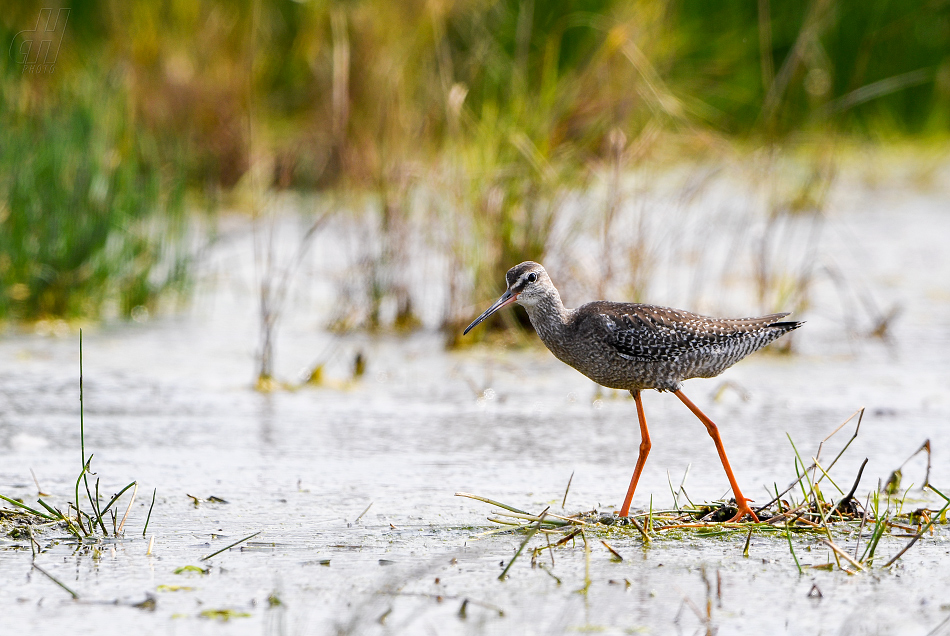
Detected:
[0,331,146,545]
[458,407,948,579]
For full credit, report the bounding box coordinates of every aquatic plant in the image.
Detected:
[0,332,144,547]
[253,200,332,390]
[457,406,948,579]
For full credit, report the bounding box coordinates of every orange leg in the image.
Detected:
[673,389,759,522]
[619,390,651,518]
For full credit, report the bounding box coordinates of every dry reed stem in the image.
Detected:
[821,539,866,572]
[117,483,138,534]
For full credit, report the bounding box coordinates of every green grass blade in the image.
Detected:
[0,493,56,520]
[200,531,262,561]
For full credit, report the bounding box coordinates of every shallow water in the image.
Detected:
[2,176,950,635]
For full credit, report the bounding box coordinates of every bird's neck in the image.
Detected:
[524,290,572,343]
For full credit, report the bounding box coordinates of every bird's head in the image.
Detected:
[463,261,550,335]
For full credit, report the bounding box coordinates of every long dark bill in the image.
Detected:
[462,290,518,335]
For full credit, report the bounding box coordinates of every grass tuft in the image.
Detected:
[456,405,946,581]
[0,332,145,544]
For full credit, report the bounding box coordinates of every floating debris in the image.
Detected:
[199,609,252,621]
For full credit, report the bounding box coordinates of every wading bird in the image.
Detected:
[463,262,802,521]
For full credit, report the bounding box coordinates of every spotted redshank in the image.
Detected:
[463,261,802,522]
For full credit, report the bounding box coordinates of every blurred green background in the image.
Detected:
[1,0,948,325]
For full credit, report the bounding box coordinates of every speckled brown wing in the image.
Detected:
[596,303,794,362]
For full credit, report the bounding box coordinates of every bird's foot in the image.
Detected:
[726,501,759,523]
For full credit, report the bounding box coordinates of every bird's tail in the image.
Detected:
[772,320,804,332]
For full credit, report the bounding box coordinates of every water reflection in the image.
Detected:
[258,394,276,447]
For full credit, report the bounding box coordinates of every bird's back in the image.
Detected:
[541,301,801,392]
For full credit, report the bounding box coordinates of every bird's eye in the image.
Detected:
[526,272,538,283]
